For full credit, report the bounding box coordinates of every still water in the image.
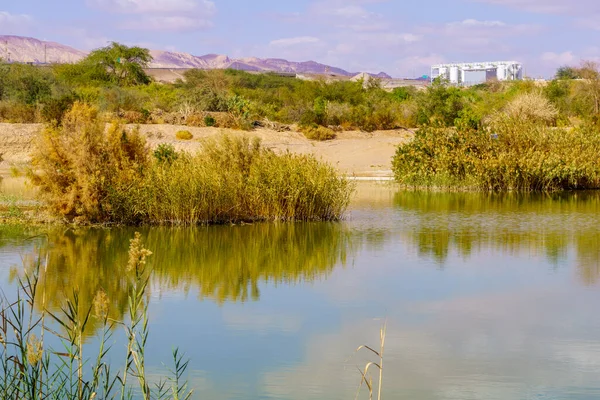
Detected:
[1,184,600,399]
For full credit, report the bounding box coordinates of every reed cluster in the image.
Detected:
[29,103,354,225]
[0,233,193,400]
[392,120,600,192]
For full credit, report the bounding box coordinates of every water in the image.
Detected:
[1,185,600,399]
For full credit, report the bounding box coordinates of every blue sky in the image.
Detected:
[1,0,599,77]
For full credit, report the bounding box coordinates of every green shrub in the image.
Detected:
[392,121,600,191]
[302,125,337,141]
[41,94,76,125]
[176,130,194,140]
[29,107,354,224]
[153,143,179,164]
[204,115,216,127]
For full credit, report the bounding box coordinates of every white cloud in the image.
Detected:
[121,16,213,31]
[472,0,600,15]
[87,0,215,14]
[541,51,577,65]
[454,19,507,27]
[270,36,321,47]
[87,0,216,32]
[0,11,32,33]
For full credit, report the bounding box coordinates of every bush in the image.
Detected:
[29,107,354,224]
[139,135,354,224]
[29,102,149,223]
[204,115,217,127]
[41,94,76,125]
[499,92,558,125]
[153,143,179,164]
[176,130,194,140]
[302,125,337,141]
[392,121,600,191]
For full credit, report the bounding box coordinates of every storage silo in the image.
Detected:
[496,64,506,81]
[449,66,459,84]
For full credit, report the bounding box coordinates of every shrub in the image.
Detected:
[139,135,354,224]
[302,125,337,141]
[204,115,217,127]
[29,108,353,224]
[153,143,179,164]
[29,102,149,223]
[392,121,600,191]
[499,92,558,125]
[176,130,194,140]
[41,94,76,125]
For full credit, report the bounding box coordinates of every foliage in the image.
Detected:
[29,102,149,223]
[29,106,354,224]
[4,53,600,135]
[301,125,337,141]
[137,134,354,224]
[0,232,194,400]
[83,42,152,86]
[40,93,76,125]
[497,92,558,125]
[175,130,194,140]
[556,66,581,80]
[416,79,465,126]
[153,143,179,164]
[204,115,216,127]
[392,121,600,191]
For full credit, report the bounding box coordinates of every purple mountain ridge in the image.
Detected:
[0,35,392,79]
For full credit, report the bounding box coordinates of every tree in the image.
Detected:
[84,42,153,86]
[555,66,581,80]
[576,61,600,115]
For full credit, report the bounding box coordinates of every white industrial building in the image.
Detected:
[431,61,523,85]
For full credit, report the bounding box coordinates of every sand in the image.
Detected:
[0,123,413,178]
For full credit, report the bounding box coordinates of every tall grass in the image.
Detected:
[0,232,193,400]
[392,121,600,192]
[29,103,354,225]
[139,135,353,224]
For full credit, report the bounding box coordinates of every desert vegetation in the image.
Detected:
[28,103,354,224]
[391,62,600,192]
[1,42,597,135]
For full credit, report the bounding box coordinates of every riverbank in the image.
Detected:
[0,123,412,179]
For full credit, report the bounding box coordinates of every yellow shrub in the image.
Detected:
[301,126,337,141]
[176,130,194,140]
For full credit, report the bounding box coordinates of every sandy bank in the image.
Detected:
[0,123,412,178]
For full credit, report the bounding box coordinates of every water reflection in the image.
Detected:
[393,191,600,283]
[5,223,354,334]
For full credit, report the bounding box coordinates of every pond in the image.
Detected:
[1,183,600,399]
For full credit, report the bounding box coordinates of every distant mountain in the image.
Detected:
[0,35,392,78]
[0,35,86,64]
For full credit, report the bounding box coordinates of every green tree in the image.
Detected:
[555,66,581,80]
[576,61,600,115]
[84,42,153,86]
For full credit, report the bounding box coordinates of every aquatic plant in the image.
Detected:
[355,320,387,400]
[29,105,354,224]
[392,120,600,191]
[0,232,193,400]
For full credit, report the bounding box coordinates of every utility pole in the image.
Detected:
[44,44,47,64]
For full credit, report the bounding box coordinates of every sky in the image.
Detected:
[0,0,599,78]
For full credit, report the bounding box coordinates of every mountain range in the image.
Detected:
[0,35,391,78]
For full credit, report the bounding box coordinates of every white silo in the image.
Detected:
[496,65,506,81]
[449,66,459,84]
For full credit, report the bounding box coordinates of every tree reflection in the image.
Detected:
[394,191,600,283]
[7,223,354,335]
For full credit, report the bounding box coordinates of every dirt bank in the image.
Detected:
[0,123,412,177]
